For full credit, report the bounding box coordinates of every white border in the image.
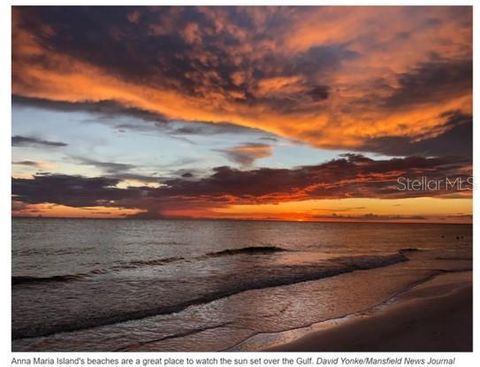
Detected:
[2,1,477,366]
[1,0,12,358]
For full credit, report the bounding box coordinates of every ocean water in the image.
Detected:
[12,218,472,351]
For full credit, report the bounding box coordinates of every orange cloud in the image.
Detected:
[12,201,143,218]
[12,7,472,150]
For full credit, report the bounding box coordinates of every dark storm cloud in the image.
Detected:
[12,174,144,207]
[307,85,330,101]
[12,7,472,152]
[14,7,246,90]
[13,154,471,215]
[12,135,68,148]
[14,7,353,113]
[156,154,470,201]
[360,110,472,158]
[291,44,358,76]
[383,59,472,109]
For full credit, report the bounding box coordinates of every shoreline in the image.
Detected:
[264,271,472,352]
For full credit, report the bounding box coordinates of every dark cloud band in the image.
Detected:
[12,154,472,217]
[12,135,68,148]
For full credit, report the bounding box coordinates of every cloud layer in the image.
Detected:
[11,6,472,221]
[13,6,472,150]
[13,154,472,218]
[12,135,67,148]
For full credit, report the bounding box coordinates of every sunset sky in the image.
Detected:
[12,6,472,222]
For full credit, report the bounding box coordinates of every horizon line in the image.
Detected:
[11,215,473,225]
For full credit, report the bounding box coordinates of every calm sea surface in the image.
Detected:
[12,218,472,351]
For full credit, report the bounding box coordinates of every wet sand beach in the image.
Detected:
[268,271,472,352]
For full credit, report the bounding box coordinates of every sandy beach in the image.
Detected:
[268,271,472,352]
